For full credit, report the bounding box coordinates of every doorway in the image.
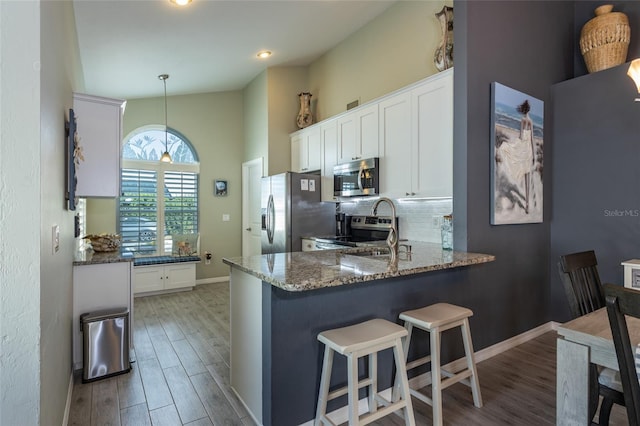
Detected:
[242,158,263,257]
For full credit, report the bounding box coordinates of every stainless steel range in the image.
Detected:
[312,215,398,250]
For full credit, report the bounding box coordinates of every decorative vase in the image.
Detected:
[434,6,454,72]
[579,4,630,73]
[296,92,313,129]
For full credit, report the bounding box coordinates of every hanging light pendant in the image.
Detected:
[158,74,172,163]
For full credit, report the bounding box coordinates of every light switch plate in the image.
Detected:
[52,225,60,254]
[222,214,230,222]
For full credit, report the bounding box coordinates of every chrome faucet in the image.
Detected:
[371,197,398,263]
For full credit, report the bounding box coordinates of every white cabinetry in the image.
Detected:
[379,69,453,198]
[73,261,132,369]
[73,93,125,198]
[320,119,338,202]
[411,70,453,198]
[337,104,379,164]
[291,126,321,173]
[133,262,196,294]
[379,92,412,197]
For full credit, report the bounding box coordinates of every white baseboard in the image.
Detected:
[298,321,557,426]
[62,371,74,426]
[407,320,555,390]
[196,276,229,285]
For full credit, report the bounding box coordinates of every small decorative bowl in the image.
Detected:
[83,234,121,252]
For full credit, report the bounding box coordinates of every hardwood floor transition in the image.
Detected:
[67,282,629,425]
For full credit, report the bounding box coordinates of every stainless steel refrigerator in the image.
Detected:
[261,172,335,254]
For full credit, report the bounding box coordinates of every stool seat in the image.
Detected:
[315,318,415,426]
[318,318,408,355]
[396,303,482,426]
[399,303,473,329]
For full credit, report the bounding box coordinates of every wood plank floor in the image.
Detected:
[68,282,629,425]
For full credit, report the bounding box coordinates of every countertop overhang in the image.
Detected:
[223,241,495,292]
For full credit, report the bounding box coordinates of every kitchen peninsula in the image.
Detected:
[223,242,494,426]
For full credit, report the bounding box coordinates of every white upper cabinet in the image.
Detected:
[379,92,412,197]
[337,104,379,164]
[410,70,453,198]
[73,93,125,198]
[379,69,453,198]
[320,119,338,202]
[289,68,453,200]
[291,126,322,173]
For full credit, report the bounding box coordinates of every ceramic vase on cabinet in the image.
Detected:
[434,6,454,72]
[580,4,630,73]
[296,92,313,129]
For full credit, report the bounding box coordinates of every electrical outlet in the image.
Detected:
[222,214,230,222]
[432,216,441,227]
[205,251,212,265]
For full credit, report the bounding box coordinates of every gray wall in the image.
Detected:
[550,0,640,320]
[454,1,574,348]
[550,63,640,320]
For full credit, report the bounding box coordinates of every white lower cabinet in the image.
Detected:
[134,262,196,294]
[73,261,133,370]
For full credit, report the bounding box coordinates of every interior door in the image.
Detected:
[242,158,264,257]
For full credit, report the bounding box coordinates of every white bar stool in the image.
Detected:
[315,318,416,426]
[397,303,482,426]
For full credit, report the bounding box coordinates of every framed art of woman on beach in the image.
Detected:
[490,82,544,225]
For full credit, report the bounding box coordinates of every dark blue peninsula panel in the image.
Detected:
[224,242,494,426]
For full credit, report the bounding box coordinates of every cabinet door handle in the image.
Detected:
[246,227,251,231]
[406,192,410,196]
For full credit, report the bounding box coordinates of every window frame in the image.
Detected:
[119,125,200,255]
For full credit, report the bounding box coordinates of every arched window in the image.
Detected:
[119,126,199,255]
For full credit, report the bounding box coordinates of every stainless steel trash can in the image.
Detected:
[81,307,131,383]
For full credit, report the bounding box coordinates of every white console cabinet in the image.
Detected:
[73,93,125,198]
[72,261,132,370]
[134,262,196,295]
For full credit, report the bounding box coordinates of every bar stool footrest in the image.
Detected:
[327,377,374,401]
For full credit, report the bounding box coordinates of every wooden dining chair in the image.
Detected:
[604,283,640,426]
[559,251,625,425]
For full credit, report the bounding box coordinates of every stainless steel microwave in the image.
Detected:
[333,157,379,197]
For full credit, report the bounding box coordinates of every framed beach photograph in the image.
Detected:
[490,83,544,225]
[214,179,227,196]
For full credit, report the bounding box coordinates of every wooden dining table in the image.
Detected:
[556,307,640,424]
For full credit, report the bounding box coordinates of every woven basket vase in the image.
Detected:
[580,4,630,73]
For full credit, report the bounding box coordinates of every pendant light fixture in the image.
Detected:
[158,74,172,163]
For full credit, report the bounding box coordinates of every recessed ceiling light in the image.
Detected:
[257,50,272,59]
[170,0,192,6]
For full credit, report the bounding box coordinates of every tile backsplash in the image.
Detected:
[338,197,453,243]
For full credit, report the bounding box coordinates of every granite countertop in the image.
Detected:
[222,241,495,292]
[73,249,134,265]
[74,250,201,266]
